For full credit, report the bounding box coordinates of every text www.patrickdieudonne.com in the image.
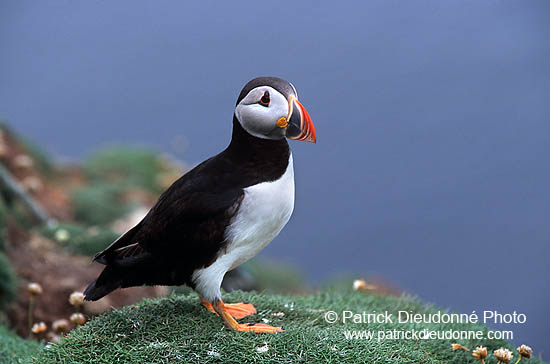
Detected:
[342,328,514,341]
[323,310,524,341]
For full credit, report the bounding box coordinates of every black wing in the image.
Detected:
[93,154,244,271]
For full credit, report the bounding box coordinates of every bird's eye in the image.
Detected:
[259,91,270,106]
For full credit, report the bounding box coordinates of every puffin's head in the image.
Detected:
[234,76,316,143]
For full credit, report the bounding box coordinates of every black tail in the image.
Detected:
[84,266,125,301]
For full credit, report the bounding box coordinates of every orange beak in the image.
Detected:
[286,96,316,143]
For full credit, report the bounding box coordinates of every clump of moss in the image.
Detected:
[71,183,130,227]
[0,325,43,363]
[39,223,119,256]
[83,146,173,194]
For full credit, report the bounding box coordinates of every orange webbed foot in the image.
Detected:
[223,302,257,319]
[200,297,257,319]
[203,298,284,334]
[233,322,284,333]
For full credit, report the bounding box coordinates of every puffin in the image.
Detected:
[84,76,316,333]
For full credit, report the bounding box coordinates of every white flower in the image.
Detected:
[31,322,47,334]
[493,348,513,363]
[54,229,70,242]
[472,346,487,361]
[27,282,43,296]
[207,350,220,357]
[452,343,468,351]
[46,332,60,343]
[69,292,85,307]
[70,313,86,325]
[256,343,269,353]
[353,279,376,291]
[52,319,69,334]
[517,344,532,359]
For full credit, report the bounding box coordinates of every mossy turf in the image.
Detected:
[71,184,130,227]
[83,146,171,194]
[0,326,43,364]
[28,291,544,364]
[39,223,119,256]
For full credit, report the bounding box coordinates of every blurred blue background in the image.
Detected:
[1,0,548,355]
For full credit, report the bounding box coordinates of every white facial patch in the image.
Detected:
[234,86,289,140]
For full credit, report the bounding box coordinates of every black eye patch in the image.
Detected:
[259,91,270,106]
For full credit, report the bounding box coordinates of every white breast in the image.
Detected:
[192,155,295,301]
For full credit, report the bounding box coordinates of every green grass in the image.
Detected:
[38,223,119,256]
[0,326,43,364]
[71,183,130,227]
[83,146,172,194]
[27,290,544,364]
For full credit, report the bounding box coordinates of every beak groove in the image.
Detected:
[286,97,316,143]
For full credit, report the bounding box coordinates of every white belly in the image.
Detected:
[192,155,295,301]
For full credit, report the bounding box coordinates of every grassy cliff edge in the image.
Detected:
[27,290,544,364]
